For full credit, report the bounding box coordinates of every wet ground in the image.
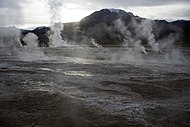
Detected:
[0,47,190,127]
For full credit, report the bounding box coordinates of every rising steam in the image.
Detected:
[114,19,148,54]
[47,0,66,47]
[47,0,63,25]
[137,20,160,52]
[91,38,103,49]
[22,33,39,48]
[0,26,22,48]
[0,7,187,65]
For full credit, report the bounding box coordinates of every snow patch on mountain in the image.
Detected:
[108,9,122,14]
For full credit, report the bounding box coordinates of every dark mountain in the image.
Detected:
[20,26,50,47]
[21,9,190,47]
[171,20,190,45]
[63,9,142,45]
[80,9,134,27]
[63,9,190,46]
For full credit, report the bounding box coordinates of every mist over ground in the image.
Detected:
[0,8,189,64]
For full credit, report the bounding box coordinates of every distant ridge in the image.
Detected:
[19,8,190,47]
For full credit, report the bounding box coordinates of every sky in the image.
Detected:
[0,0,190,28]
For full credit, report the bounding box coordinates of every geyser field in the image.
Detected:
[0,8,190,127]
[1,44,190,127]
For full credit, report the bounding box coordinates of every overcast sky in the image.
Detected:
[0,0,190,28]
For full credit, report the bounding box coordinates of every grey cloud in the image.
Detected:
[61,0,190,20]
[64,0,190,21]
[62,0,190,9]
[113,0,190,6]
[0,0,190,27]
[0,0,27,26]
[0,0,27,9]
[174,8,190,20]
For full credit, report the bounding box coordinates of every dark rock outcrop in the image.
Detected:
[20,26,50,47]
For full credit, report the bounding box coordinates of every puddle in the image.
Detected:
[63,71,93,77]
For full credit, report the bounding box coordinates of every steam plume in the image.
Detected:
[47,0,65,47]
[91,38,103,49]
[133,19,160,52]
[22,33,39,48]
[0,26,22,48]
[114,19,147,54]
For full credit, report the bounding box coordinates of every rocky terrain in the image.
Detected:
[0,46,190,127]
